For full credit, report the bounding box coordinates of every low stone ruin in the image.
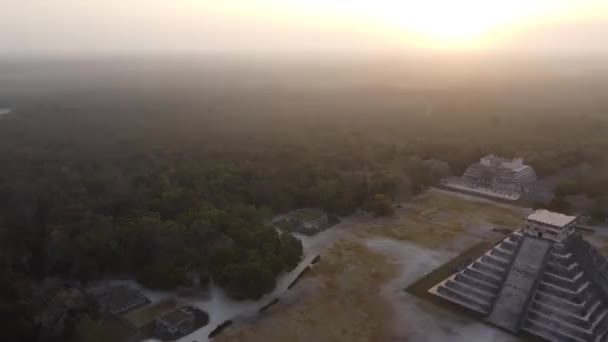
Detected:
[273,208,336,236]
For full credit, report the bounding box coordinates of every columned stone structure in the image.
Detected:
[429,210,608,342]
[463,155,538,187]
[441,155,538,200]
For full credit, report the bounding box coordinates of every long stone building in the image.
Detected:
[429,210,608,342]
[442,155,538,200]
[463,155,538,187]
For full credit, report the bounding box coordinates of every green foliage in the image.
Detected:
[136,261,186,290]
[555,180,581,197]
[213,258,276,300]
[209,224,303,299]
[365,194,394,217]
[548,196,573,214]
[532,201,546,210]
[2,80,608,339]
[405,160,435,192]
[589,198,608,223]
[0,266,35,342]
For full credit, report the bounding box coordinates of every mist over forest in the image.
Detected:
[2,55,608,341]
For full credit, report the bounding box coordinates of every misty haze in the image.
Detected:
[2,2,608,342]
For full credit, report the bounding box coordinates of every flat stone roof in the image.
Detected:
[92,285,147,314]
[292,208,325,222]
[510,165,529,172]
[527,209,576,227]
[157,308,194,327]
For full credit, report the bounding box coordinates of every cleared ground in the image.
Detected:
[71,315,138,342]
[124,299,180,328]
[215,189,529,342]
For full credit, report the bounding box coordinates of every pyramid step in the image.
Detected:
[444,279,496,303]
[528,309,608,340]
[545,270,584,283]
[588,302,605,320]
[548,260,580,270]
[544,271,585,291]
[481,254,509,268]
[547,262,581,277]
[531,300,587,328]
[454,273,500,294]
[552,251,573,260]
[491,247,513,260]
[462,267,503,287]
[590,308,608,332]
[483,252,510,265]
[535,290,589,315]
[531,299,607,329]
[435,285,491,314]
[472,261,505,279]
[546,262,567,275]
[507,235,521,245]
[499,240,518,252]
[527,309,598,339]
[567,262,580,271]
[538,281,590,300]
[524,317,589,342]
[593,313,608,341]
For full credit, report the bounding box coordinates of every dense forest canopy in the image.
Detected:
[1,56,608,341]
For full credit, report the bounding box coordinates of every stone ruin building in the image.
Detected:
[430,210,608,342]
[442,155,538,199]
[155,307,196,338]
[273,208,331,236]
[90,285,149,315]
[464,155,537,187]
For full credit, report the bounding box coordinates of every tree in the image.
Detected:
[406,161,434,192]
[531,201,546,210]
[0,266,35,342]
[365,194,394,217]
[548,196,572,214]
[555,180,580,197]
[136,261,186,290]
[590,199,608,223]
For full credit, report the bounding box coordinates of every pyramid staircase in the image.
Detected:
[429,231,608,342]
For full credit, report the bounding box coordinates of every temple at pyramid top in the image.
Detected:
[429,210,608,342]
[525,209,577,242]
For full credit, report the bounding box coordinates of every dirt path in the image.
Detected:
[215,190,527,342]
[216,237,397,342]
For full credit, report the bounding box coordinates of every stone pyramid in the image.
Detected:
[429,210,608,342]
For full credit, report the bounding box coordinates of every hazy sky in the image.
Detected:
[2,0,608,57]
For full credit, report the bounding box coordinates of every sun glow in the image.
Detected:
[375,1,527,46]
[190,0,607,51]
[297,0,579,49]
